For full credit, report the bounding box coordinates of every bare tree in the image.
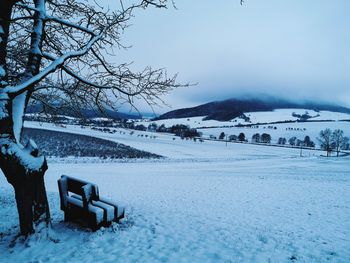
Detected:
[219,132,225,140]
[288,136,297,146]
[251,133,260,143]
[238,132,246,142]
[331,129,349,157]
[277,137,286,145]
[0,0,185,236]
[318,128,333,157]
[261,133,271,144]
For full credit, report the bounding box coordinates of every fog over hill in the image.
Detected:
[156,98,350,121]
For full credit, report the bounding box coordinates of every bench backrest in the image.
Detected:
[58,175,99,209]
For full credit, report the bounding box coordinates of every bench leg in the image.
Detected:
[89,216,99,231]
[64,211,71,222]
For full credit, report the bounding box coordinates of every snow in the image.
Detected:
[1,154,349,262]
[12,91,27,144]
[6,142,45,172]
[0,120,350,262]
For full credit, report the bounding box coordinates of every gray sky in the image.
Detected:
[105,0,350,113]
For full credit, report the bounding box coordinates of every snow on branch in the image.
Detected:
[6,141,46,172]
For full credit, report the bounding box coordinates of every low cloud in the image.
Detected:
[109,0,350,113]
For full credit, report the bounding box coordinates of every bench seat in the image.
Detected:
[67,196,105,225]
[71,194,115,223]
[58,175,125,230]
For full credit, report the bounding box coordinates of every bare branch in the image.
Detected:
[45,15,96,36]
[5,33,102,96]
[4,0,190,118]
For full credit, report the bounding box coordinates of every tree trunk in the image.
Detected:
[0,95,50,236]
[1,149,50,236]
[0,0,51,237]
[1,155,50,236]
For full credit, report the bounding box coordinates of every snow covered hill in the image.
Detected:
[142,109,350,128]
[138,108,350,146]
[156,98,350,121]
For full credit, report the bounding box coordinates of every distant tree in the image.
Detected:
[135,124,147,131]
[183,128,200,138]
[278,137,287,145]
[219,132,226,140]
[148,123,158,132]
[289,137,297,146]
[318,128,333,157]
[157,124,167,133]
[296,139,303,147]
[303,136,315,148]
[252,133,260,143]
[170,124,187,134]
[238,132,246,142]
[261,133,271,144]
[228,135,238,141]
[331,129,349,157]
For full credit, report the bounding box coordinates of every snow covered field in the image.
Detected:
[136,109,350,144]
[1,122,350,262]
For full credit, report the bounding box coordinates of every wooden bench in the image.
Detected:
[58,175,125,230]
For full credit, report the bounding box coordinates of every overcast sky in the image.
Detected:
[104,0,350,114]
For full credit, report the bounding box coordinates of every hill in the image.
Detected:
[156,98,350,121]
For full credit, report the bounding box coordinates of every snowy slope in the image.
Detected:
[24,121,327,158]
[1,148,349,262]
[0,121,349,262]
